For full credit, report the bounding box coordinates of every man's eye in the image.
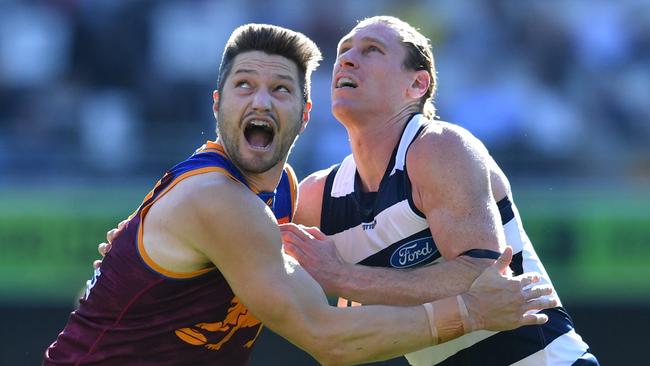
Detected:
[275,85,290,93]
[236,81,251,88]
[367,45,381,53]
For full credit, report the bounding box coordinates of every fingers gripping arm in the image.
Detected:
[281,223,490,305]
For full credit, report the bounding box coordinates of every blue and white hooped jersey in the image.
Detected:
[320,114,597,366]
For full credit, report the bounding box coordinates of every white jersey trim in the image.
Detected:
[391,114,425,176]
[405,330,497,366]
[331,154,356,198]
[510,330,590,366]
[331,199,428,264]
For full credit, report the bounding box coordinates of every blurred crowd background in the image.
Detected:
[1,0,648,364]
[1,0,649,180]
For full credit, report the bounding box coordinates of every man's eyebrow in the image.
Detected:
[338,36,352,48]
[360,36,388,49]
[276,74,296,83]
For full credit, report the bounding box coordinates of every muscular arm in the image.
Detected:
[348,124,506,305]
[410,124,505,259]
[289,157,497,305]
[151,173,437,365]
[96,171,553,364]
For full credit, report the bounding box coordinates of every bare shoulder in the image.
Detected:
[142,172,271,271]
[407,119,511,206]
[151,172,273,240]
[170,173,253,214]
[294,166,336,227]
[407,120,490,179]
[299,167,334,196]
[412,120,489,159]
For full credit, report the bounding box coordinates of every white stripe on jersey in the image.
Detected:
[390,114,424,176]
[506,202,562,307]
[405,330,497,366]
[331,154,356,198]
[323,114,591,365]
[332,199,428,264]
[511,330,590,366]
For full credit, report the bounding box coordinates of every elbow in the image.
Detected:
[300,321,351,366]
[310,345,347,366]
[265,303,349,364]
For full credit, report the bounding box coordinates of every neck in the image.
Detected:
[239,165,285,193]
[344,109,417,192]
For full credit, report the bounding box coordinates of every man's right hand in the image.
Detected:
[93,219,128,269]
[460,246,557,332]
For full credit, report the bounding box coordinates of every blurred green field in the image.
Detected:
[1,184,649,305]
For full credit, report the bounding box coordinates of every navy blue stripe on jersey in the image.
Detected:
[357,228,441,267]
[461,249,501,259]
[437,307,574,366]
[322,183,515,237]
[497,196,515,225]
[322,170,423,234]
[571,352,600,366]
[320,164,338,233]
[460,248,524,275]
[273,171,293,221]
[510,251,524,276]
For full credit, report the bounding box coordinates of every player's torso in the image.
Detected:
[44,142,296,366]
[319,115,592,366]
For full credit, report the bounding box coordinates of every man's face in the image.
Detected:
[215,51,307,174]
[331,23,413,121]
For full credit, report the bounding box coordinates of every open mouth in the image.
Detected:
[244,119,275,150]
[335,77,358,89]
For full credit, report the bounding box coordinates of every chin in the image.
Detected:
[332,102,359,123]
[239,159,275,174]
[240,150,283,174]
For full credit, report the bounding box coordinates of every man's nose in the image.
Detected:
[338,49,358,69]
[252,89,272,112]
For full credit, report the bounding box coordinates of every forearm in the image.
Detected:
[303,296,472,365]
[333,257,491,306]
[314,304,432,365]
[248,264,430,365]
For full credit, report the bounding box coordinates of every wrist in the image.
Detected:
[328,262,354,296]
[459,292,484,331]
[423,296,465,345]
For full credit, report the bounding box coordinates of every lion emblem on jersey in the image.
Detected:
[175,296,262,350]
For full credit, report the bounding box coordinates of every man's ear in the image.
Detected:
[300,100,312,133]
[212,90,220,115]
[407,70,430,100]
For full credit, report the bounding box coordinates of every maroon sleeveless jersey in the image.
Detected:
[44,142,297,365]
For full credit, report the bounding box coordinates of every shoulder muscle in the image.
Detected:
[294,167,334,227]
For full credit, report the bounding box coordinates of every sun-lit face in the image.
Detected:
[215,51,307,174]
[331,23,415,123]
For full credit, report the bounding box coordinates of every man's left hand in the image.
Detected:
[280,223,347,295]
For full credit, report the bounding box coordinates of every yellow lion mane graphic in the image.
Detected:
[175,297,262,350]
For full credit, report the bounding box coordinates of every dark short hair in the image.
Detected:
[357,16,437,118]
[217,24,322,103]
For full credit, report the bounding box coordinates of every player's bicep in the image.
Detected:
[425,199,503,260]
[410,129,505,259]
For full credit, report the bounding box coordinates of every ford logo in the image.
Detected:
[389,237,437,268]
